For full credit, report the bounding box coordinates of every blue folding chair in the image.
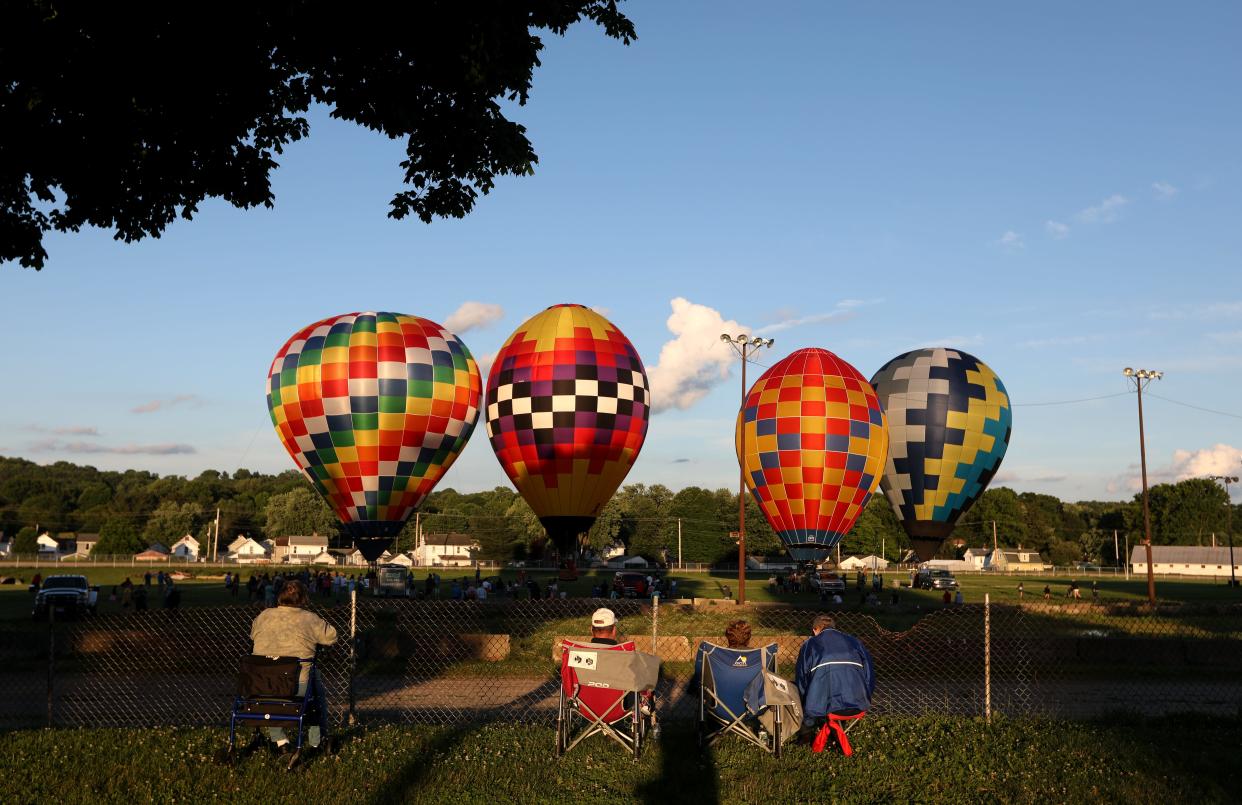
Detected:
[226,655,326,767]
[695,642,789,757]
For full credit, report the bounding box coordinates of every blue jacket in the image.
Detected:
[795,628,875,726]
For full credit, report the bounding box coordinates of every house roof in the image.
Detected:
[172,535,199,547]
[276,535,329,547]
[77,534,99,543]
[425,533,476,547]
[1130,545,1236,565]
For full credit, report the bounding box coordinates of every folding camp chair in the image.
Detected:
[695,642,799,758]
[555,640,660,759]
[224,655,328,767]
[811,710,865,756]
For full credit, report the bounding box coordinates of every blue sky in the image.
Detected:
[2,1,1240,501]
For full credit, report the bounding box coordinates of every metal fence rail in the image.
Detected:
[1,598,1239,730]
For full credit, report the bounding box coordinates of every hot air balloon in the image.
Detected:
[869,348,1011,562]
[267,312,481,561]
[485,304,649,556]
[735,348,889,563]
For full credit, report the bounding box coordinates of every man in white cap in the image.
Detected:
[590,608,619,645]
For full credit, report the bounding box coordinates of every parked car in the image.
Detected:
[810,571,846,594]
[32,574,98,619]
[914,568,959,590]
[612,571,650,598]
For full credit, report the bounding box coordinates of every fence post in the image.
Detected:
[348,587,357,726]
[652,593,659,647]
[46,605,55,728]
[984,593,991,723]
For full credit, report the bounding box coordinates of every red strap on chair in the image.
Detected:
[812,723,831,753]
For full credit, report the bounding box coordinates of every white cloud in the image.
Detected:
[1076,194,1128,224]
[1045,220,1070,239]
[475,350,498,378]
[444,301,504,334]
[1152,181,1179,199]
[647,298,750,414]
[28,439,196,455]
[753,298,875,336]
[25,424,100,436]
[1169,444,1242,483]
[1111,444,1242,497]
[132,394,198,414]
[997,230,1024,250]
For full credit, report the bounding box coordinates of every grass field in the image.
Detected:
[2,564,1239,623]
[0,715,1236,803]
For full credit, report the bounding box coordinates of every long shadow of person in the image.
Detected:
[636,724,720,805]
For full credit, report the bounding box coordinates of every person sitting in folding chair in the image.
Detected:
[556,608,660,759]
[694,619,801,756]
[249,580,337,756]
[794,613,874,755]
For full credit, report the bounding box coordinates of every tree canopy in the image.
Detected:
[2,454,1237,564]
[0,2,636,269]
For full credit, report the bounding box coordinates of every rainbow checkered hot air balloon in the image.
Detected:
[870,348,1012,562]
[485,304,649,556]
[266,312,481,561]
[736,348,889,563]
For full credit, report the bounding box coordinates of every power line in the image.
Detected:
[1146,393,1242,421]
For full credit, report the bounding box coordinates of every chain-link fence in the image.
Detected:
[2,597,1239,730]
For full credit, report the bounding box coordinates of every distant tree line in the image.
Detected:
[0,456,1236,565]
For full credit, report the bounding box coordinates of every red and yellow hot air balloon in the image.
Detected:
[267,312,482,561]
[736,348,889,563]
[485,304,649,555]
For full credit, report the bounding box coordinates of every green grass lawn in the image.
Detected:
[0,715,1237,804]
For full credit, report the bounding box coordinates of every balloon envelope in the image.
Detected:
[267,312,481,560]
[736,348,889,563]
[485,304,649,555]
[870,347,1011,562]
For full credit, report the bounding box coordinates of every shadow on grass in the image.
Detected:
[364,726,467,805]
[636,726,719,805]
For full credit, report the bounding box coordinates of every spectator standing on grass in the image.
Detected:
[144,571,152,588]
[1043,584,1051,601]
[954,590,963,605]
[121,577,133,608]
[1068,580,1081,600]
[942,589,951,606]
[1091,580,1099,602]
[247,573,258,601]
[1017,582,1024,601]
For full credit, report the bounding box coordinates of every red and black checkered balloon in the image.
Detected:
[485,304,649,555]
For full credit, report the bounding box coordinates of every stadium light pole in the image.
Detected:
[1206,474,1238,588]
[1123,367,1161,605]
[722,333,774,604]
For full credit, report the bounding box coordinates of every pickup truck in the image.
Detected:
[32,574,98,620]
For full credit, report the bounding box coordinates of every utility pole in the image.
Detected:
[677,518,682,570]
[213,507,221,563]
[1207,474,1238,588]
[1123,367,1161,605]
[1124,533,1130,580]
[1113,530,1120,572]
[721,332,774,604]
[992,520,998,553]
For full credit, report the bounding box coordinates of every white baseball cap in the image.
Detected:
[591,608,617,628]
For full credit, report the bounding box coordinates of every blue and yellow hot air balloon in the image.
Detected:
[869,348,1011,562]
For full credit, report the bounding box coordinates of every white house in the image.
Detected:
[227,537,270,564]
[36,532,60,554]
[171,534,200,561]
[273,535,330,563]
[921,559,973,572]
[335,548,392,566]
[963,547,992,571]
[1130,545,1240,578]
[605,555,649,569]
[76,534,99,557]
[840,554,890,571]
[413,533,478,567]
[990,548,1046,572]
[386,552,414,568]
[310,550,336,565]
